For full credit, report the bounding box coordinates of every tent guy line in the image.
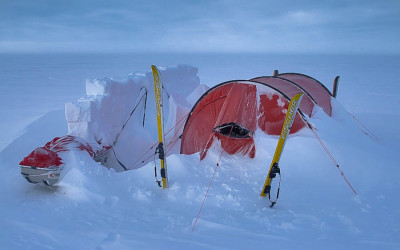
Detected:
[304,119,358,196]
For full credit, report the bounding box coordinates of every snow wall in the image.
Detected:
[65,65,209,171]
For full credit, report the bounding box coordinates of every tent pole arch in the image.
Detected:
[275,73,334,116]
[251,76,318,105]
[277,72,334,97]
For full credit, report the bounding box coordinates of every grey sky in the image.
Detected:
[1,0,399,54]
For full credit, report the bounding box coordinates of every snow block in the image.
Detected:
[65,100,96,123]
[67,122,97,142]
[86,78,111,96]
[187,84,210,105]
[158,65,200,96]
[66,64,205,170]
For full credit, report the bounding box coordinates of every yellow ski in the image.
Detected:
[261,93,303,198]
[151,65,169,188]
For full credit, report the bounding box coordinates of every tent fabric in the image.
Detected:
[204,133,256,159]
[181,82,258,159]
[19,135,95,168]
[276,73,333,116]
[251,76,316,117]
[180,80,306,159]
[19,147,63,168]
[257,93,304,135]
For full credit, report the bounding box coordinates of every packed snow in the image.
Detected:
[0,54,399,250]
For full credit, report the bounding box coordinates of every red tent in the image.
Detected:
[275,73,333,116]
[181,74,334,159]
[250,76,316,117]
[181,80,305,159]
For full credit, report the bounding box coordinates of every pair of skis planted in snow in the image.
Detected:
[261,93,304,206]
[151,65,169,189]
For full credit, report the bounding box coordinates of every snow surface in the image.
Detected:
[0,54,399,249]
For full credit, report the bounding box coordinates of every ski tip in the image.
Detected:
[151,65,159,72]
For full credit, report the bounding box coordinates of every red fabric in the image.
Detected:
[181,85,229,155]
[200,134,255,160]
[45,135,95,157]
[277,73,332,116]
[215,134,255,158]
[252,76,316,117]
[182,82,257,158]
[215,83,257,132]
[257,94,305,135]
[19,135,95,168]
[19,147,63,168]
[181,81,306,159]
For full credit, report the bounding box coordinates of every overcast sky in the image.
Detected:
[1,0,399,54]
